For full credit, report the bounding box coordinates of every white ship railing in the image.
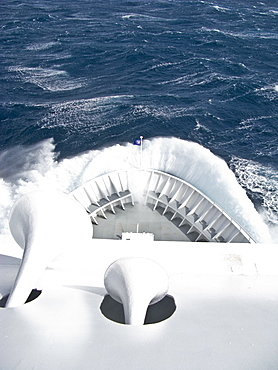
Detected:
[69,170,134,225]
[69,169,255,243]
[143,169,255,243]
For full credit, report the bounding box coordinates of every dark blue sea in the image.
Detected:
[0,0,278,240]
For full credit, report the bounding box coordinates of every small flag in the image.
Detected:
[133,138,141,146]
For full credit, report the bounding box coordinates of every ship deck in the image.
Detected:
[0,237,278,370]
[92,203,192,241]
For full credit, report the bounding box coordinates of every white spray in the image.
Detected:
[0,137,272,243]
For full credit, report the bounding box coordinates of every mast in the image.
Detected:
[140,135,143,170]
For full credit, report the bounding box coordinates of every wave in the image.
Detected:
[212,5,230,12]
[255,84,278,101]
[39,95,135,131]
[121,13,171,22]
[25,42,60,51]
[8,66,85,92]
[201,27,278,40]
[230,157,278,241]
[0,137,271,243]
[39,96,196,135]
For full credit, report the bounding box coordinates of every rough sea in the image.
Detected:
[0,0,278,241]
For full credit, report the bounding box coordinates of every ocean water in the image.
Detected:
[0,0,277,241]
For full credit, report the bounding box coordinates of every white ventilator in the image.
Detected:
[6,190,93,308]
[104,257,169,325]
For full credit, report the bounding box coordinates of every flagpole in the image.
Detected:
[140,136,143,170]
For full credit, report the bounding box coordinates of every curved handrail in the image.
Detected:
[69,168,256,243]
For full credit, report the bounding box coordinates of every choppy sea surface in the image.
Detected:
[0,0,278,241]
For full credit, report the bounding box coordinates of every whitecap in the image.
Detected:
[255,84,278,100]
[121,13,171,22]
[201,27,278,40]
[212,5,230,12]
[239,115,275,127]
[147,61,181,71]
[8,66,85,92]
[25,42,59,51]
[39,95,135,130]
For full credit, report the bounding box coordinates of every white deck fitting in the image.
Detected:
[70,169,255,243]
[104,257,169,325]
[5,190,93,308]
[0,237,278,370]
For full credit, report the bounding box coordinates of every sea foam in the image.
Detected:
[9,66,84,92]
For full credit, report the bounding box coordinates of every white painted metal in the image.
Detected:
[69,169,255,243]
